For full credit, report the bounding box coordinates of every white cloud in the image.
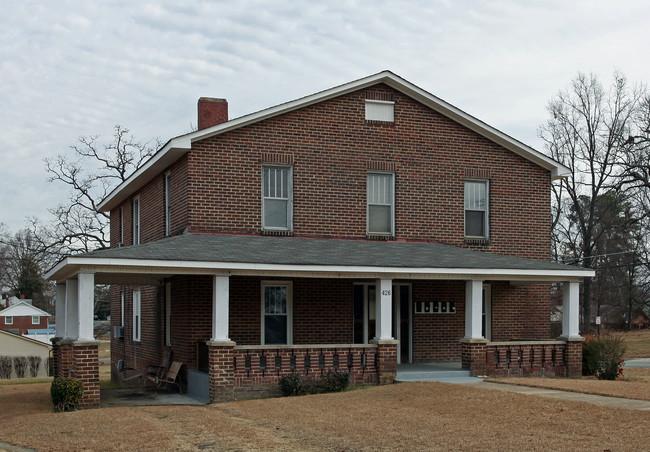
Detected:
[1,0,649,231]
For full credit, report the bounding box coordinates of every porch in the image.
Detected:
[44,234,594,409]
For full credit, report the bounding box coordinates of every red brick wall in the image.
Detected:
[230,277,354,345]
[412,281,466,361]
[491,282,551,341]
[182,85,550,261]
[110,156,188,247]
[110,285,165,375]
[0,315,49,335]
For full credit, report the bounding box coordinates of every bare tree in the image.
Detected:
[539,72,645,332]
[42,125,159,255]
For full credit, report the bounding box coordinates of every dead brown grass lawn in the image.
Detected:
[489,365,650,402]
[613,329,650,358]
[1,382,649,451]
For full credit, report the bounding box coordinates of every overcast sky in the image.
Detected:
[1,0,649,232]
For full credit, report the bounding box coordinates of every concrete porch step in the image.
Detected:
[395,362,484,384]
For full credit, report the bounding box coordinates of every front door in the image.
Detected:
[353,283,411,364]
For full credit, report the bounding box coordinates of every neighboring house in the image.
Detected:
[0,330,51,378]
[45,71,594,409]
[0,301,51,335]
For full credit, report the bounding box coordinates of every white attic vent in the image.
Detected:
[365,99,394,122]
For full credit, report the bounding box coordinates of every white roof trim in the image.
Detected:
[98,71,569,212]
[45,255,595,283]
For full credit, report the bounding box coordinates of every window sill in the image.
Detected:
[465,238,490,246]
[366,234,396,241]
[261,230,294,237]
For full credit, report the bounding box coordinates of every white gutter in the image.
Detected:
[45,255,595,282]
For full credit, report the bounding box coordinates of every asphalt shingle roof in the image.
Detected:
[81,234,583,272]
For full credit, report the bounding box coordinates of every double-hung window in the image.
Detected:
[32,316,39,325]
[133,289,141,342]
[262,166,292,231]
[464,180,489,238]
[132,196,141,245]
[5,316,13,325]
[367,172,395,235]
[261,282,292,345]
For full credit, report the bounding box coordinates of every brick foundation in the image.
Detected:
[51,338,101,409]
[371,339,398,385]
[207,341,236,403]
[562,337,584,378]
[460,339,487,376]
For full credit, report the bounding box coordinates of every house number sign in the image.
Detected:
[381,289,392,296]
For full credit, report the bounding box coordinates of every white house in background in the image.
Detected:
[0,330,51,378]
[0,302,51,335]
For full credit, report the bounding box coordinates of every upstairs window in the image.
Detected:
[164,172,171,236]
[365,100,394,122]
[5,316,13,325]
[132,196,141,245]
[367,172,395,235]
[464,180,489,238]
[262,166,292,231]
[32,316,39,324]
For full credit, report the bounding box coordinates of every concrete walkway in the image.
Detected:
[624,358,650,368]
[470,381,650,411]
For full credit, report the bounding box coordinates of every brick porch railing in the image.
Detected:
[207,341,397,402]
[461,339,583,378]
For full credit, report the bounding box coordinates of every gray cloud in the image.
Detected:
[1,0,649,231]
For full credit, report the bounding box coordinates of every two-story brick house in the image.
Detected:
[46,71,593,408]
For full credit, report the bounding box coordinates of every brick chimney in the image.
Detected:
[197,97,228,130]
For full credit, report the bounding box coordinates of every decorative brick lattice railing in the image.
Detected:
[485,341,567,377]
[232,344,379,397]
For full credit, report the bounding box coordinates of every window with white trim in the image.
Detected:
[165,282,171,347]
[32,316,39,324]
[119,206,124,245]
[365,100,394,122]
[164,172,171,236]
[132,196,141,245]
[262,166,292,230]
[133,289,141,342]
[261,281,292,345]
[5,316,13,325]
[367,172,395,235]
[464,180,489,238]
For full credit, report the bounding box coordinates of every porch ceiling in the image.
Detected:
[45,234,594,284]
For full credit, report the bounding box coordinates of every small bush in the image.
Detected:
[320,369,350,393]
[29,356,42,377]
[51,377,84,412]
[0,356,12,379]
[279,370,350,396]
[583,335,626,380]
[13,356,27,378]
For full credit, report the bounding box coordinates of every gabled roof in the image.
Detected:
[98,70,569,212]
[0,301,51,317]
[45,233,594,284]
[0,329,52,349]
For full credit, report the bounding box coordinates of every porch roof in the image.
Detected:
[45,234,594,284]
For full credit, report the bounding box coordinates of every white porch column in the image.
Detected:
[465,280,484,339]
[55,283,67,338]
[77,272,95,341]
[211,275,230,342]
[375,279,393,340]
[562,281,581,338]
[65,279,79,339]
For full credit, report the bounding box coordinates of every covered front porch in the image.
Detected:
[44,234,593,408]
